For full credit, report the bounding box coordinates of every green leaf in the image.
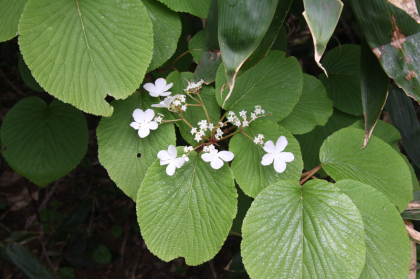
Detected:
[241,179,366,279]
[189,29,206,64]
[156,0,210,18]
[278,74,333,134]
[320,127,413,212]
[218,0,279,97]
[144,0,181,72]
[6,243,57,279]
[318,44,363,116]
[18,0,153,116]
[230,121,303,198]
[18,53,44,92]
[92,245,111,265]
[166,71,220,146]
[0,0,27,42]
[360,39,390,147]
[97,92,176,200]
[336,179,411,279]
[303,0,343,74]
[230,185,252,235]
[386,85,420,169]
[110,225,122,239]
[137,148,237,265]
[1,97,88,187]
[350,0,420,103]
[401,209,420,220]
[295,109,361,177]
[270,25,288,53]
[217,51,303,123]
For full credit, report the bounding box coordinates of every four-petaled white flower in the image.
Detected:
[157,145,186,176]
[201,149,234,170]
[261,136,294,173]
[144,78,173,97]
[130,109,158,138]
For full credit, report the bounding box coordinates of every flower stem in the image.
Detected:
[197,94,211,124]
[162,119,183,123]
[299,165,322,186]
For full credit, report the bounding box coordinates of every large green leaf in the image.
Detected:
[0,0,27,42]
[143,0,181,72]
[218,0,279,98]
[1,97,88,187]
[360,39,390,147]
[318,44,363,116]
[303,0,343,74]
[0,97,89,187]
[137,148,237,265]
[217,51,303,123]
[350,0,420,103]
[97,92,175,200]
[386,85,420,169]
[336,179,411,279]
[230,121,303,197]
[279,74,333,134]
[241,179,366,279]
[18,0,153,116]
[295,109,361,177]
[320,127,412,212]
[156,0,210,18]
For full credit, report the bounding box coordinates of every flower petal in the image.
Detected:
[138,127,150,138]
[218,151,234,162]
[163,82,173,92]
[154,78,167,93]
[261,153,274,166]
[273,158,287,173]
[174,157,185,168]
[130,122,140,130]
[160,91,172,96]
[201,153,212,162]
[157,150,172,161]
[278,152,294,162]
[263,140,275,153]
[275,136,288,153]
[160,159,172,166]
[210,157,224,169]
[148,121,158,130]
[144,109,155,122]
[132,109,144,123]
[143,82,156,94]
[167,145,177,158]
[148,91,160,97]
[166,162,176,176]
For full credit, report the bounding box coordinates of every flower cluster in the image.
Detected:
[254,134,264,145]
[184,79,204,94]
[226,105,266,128]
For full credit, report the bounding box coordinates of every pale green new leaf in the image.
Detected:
[0,0,27,42]
[143,0,181,72]
[18,0,153,116]
[137,148,237,265]
[156,0,210,18]
[241,179,366,279]
[279,74,333,134]
[97,93,175,200]
[230,121,303,197]
[337,179,411,279]
[1,97,88,187]
[217,51,303,123]
[320,127,412,212]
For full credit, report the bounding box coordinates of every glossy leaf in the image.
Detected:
[156,0,210,18]
[0,0,27,42]
[279,74,333,134]
[230,121,303,198]
[1,97,88,187]
[97,93,176,200]
[295,109,361,177]
[18,0,153,116]
[144,0,181,72]
[350,0,420,103]
[217,51,303,123]
[303,0,343,74]
[337,179,411,279]
[360,39,390,148]
[137,148,237,265]
[188,29,206,63]
[218,0,279,99]
[385,85,420,169]
[318,44,363,116]
[270,25,288,52]
[242,179,365,279]
[320,127,413,212]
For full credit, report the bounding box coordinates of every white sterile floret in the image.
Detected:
[261,136,294,173]
[157,145,186,176]
[201,149,234,170]
[130,109,158,138]
[151,95,179,109]
[239,110,247,119]
[143,78,173,97]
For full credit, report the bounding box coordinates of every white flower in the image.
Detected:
[201,149,234,170]
[218,122,225,127]
[261,136,294,173]
[227,116,235,122]
[216,128,223,137]
[208,123,214,130]
[198,120,208,131]
[181,105,187,111]
[228,111,235,116]
[184,146,194,153]
[239,110,247,119]
[194,133,203,142]
[151,95,179,108]
[144,78,173,97]
[130,109,158,138]
[242,120,249,127]
[179,95,186,102]
[157,145,186,176]
[182,154,189,162]
[255,105,262,115]
[191,127,197,134]
[155,116,162,123]
[251,112,257,120]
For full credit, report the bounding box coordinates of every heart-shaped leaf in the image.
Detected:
[0,0,27,42]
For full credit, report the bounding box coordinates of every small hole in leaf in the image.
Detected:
[137,153,141,158]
